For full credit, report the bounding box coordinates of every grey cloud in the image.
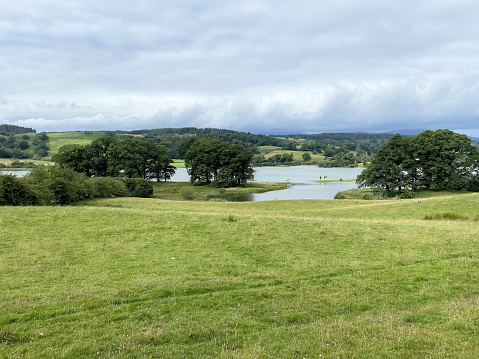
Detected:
[1,0,479,135]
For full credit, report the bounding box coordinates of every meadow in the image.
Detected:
[2,192,479,358]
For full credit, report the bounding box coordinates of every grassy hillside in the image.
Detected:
[2,193,479,357]
[46,132,109,155]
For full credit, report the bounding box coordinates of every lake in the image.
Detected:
[1,166,364,201]
[171,166,364,201]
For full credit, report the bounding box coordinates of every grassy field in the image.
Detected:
[2,193,479,357]
[46,132,109,156]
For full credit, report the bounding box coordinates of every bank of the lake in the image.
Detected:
[170,166,363,200]
[1,166,364,201]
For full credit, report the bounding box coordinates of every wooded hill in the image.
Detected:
[2,125,478,168]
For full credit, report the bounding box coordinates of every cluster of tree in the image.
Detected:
[0,124,36,135]
[0,132,49,159]
[182,138,254,187]
[0,166,153,206]
[118,127,288,158]
[286,132,394,143]
[356,130,479,193]
[55,137,176,181]
[252,153,295,166]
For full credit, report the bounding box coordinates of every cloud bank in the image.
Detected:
[1,1,479,135]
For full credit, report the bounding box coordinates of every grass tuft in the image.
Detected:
[424,212,469,220]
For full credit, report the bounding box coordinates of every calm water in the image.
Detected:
[172,166,363,201]
[1,167,364,201]
[0,170,30,177]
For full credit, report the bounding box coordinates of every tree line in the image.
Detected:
[0,167,153,206]
[0,124,36,135]
[356,129,479,193]
[55,137,176,181]
[56,136,255,187]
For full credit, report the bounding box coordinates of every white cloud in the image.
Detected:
[1,0,479,134]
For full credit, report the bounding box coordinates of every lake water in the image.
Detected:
[1,166,364,201]
[171,166,364,201]
[0,170,30,177]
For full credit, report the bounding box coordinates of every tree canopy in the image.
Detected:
[55,137,176,181]
[183,138,254,187]
[357,129,479,192]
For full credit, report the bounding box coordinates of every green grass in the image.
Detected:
[2,193,479,357]
[152,181,287,201]
[263,150,325,162]
[46,132,108,156]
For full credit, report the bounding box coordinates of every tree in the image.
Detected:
[411,129,479,190]
[302,152,312,162]
[55,137,176,181]
[356,134,411,192]
[149,145,176,181]
[87,136,118,177]
[184,138,254,186]
[216,144,255,186]
[55,144,90,174]
[357,130,479,193]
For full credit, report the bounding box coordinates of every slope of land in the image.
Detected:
[2,193,479,357]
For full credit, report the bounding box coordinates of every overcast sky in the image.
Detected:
[1,1,479,135]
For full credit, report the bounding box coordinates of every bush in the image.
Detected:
[466,177,479,192]
[334,192,347,199]
[0,174,39,205]
[122,178,153,198]
[91,177,128,198]
[398,188,415,199]
[180,187,196,200]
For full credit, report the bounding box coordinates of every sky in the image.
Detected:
[1,1,479,136]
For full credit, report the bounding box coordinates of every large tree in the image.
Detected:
[56,137,176,181]
[356,130,479,192]
[411,129,479,190]
[184,138,254,186]
[356,134,410,192]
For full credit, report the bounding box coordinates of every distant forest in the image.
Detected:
[2,125,478,167]
[117,127,396,160]
[0,124,36,135]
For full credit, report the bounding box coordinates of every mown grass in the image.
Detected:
[2,193,479,357]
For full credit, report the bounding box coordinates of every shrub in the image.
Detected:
[466,177,479,192]
[398,188,415,199]
[91,177,128,198]
[334,192,347,199]
[122,178,153,198]
[180,187,196,200]
[0,174,39,205]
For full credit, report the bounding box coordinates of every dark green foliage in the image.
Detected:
[55,136,176,181]
[184,138,254,187]
[0,174,38,205]
[334,192,347,199]
[122,178,153,197]
[0,124,35,135]
[0,166,137,206]
[357,130,479,192]
[0,131,49,160]
[90,177,129,198]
